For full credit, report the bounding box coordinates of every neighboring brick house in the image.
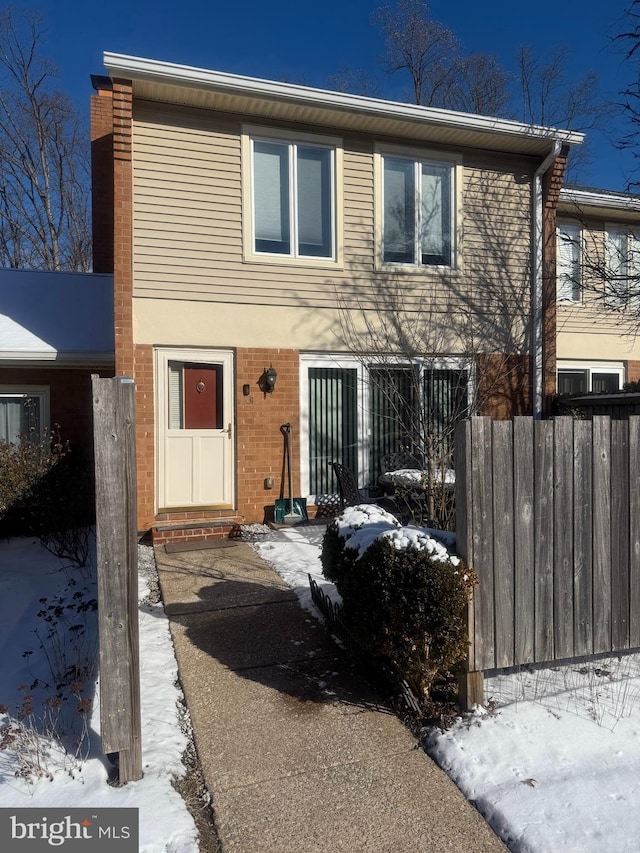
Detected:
[91,53,582,543]
[0,268,114,457]
[557,187,640,393]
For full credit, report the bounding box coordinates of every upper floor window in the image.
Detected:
[605,223,640,310]
[243,126,342,266]
[381,153,456,268]
[557,222,581,302]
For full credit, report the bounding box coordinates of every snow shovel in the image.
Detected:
[274,423,307,525]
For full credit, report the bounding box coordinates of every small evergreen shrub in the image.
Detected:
[321,506,476,701]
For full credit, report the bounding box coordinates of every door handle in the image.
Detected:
[226,422,232,440]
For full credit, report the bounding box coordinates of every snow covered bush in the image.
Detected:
[321,505,476,701]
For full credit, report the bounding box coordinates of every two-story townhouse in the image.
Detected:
[557,187,640,393]
[91,53,582,543]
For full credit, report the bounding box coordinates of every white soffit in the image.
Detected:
[104,52,584,157]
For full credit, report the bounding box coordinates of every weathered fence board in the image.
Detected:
[612,420,630,651]
[492,420,514,669]
[554,417,574,659]
[630,418,640,648]
[457,414,640,693]
[592,417,611,654]
[92,375,142,784]
[513,417,535,665]
[471,418,494,671]
[573,419,593,657]
[534,419,554,662]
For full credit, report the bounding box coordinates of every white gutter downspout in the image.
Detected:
[532,141,561,419]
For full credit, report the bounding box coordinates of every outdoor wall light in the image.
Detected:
[259,364,278,394]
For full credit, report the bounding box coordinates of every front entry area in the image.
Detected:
[155,348,235,511]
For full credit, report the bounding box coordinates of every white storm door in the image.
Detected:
[156,349,234,510]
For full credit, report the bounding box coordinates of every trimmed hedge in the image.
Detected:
[321,506,476,701]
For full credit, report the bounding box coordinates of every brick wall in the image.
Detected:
[627,361,640,384]
[0,366,113,455]
[476,354,532,419]
[236,348,301,523]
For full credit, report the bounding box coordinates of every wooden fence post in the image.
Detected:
[92,375,142,784]
[455,418,484,709]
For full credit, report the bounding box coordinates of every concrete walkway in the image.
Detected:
[155,536,507,853]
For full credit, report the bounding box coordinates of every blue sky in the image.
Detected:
[25,0,637,191]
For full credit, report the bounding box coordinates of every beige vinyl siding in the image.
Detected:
[557,217,640,360]
[132,101,534,351]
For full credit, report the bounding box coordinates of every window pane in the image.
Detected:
[297,146,332,257]
[421,163,451,266]
[557,224,581,301]
[423,369,468,465]
[253,141,290,254]
[557,370,588,395]
[0,395,40,444]
[369,367,417,482]
[592,373,620,393]
[308,368,358,494]
[383,158,415,263]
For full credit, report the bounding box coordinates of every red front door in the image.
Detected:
[183,364,223,430]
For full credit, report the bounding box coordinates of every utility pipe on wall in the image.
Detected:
[532,140,561,419]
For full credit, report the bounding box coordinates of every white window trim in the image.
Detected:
[0,385,50,442]
[556,221,582,304]
[604,222,640,311]
[242,124,344,268]
[374,143,463,273]
[299,352,473,499]
[556,361,625,393]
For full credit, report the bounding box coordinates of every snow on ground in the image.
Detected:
[0,536,198,853]
[5,521,640,853]
[253,520,640,853]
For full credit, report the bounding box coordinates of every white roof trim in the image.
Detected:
[560,187,640,212]
[104,52,584,148]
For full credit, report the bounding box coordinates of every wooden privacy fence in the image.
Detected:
[455,415,640,703]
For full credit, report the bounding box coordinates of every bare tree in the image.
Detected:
[373,0,459,107]
[0,7,91,271]
[447,54,511,117]
[327,66,382,98]
[615,1,640,190]
[516,44,613,182]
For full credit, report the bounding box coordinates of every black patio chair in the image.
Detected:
[331,462,398,515]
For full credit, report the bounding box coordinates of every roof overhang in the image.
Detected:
[559,187,640,220]
[103,52,584,158]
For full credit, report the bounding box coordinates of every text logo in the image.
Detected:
[0,809,138,850]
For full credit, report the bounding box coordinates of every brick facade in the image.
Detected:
[476,354,532,419]
[0,366,113,456]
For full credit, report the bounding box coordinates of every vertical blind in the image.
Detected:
[308,368,358,494]
[168,362,184,430]
[369,367,417,477]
